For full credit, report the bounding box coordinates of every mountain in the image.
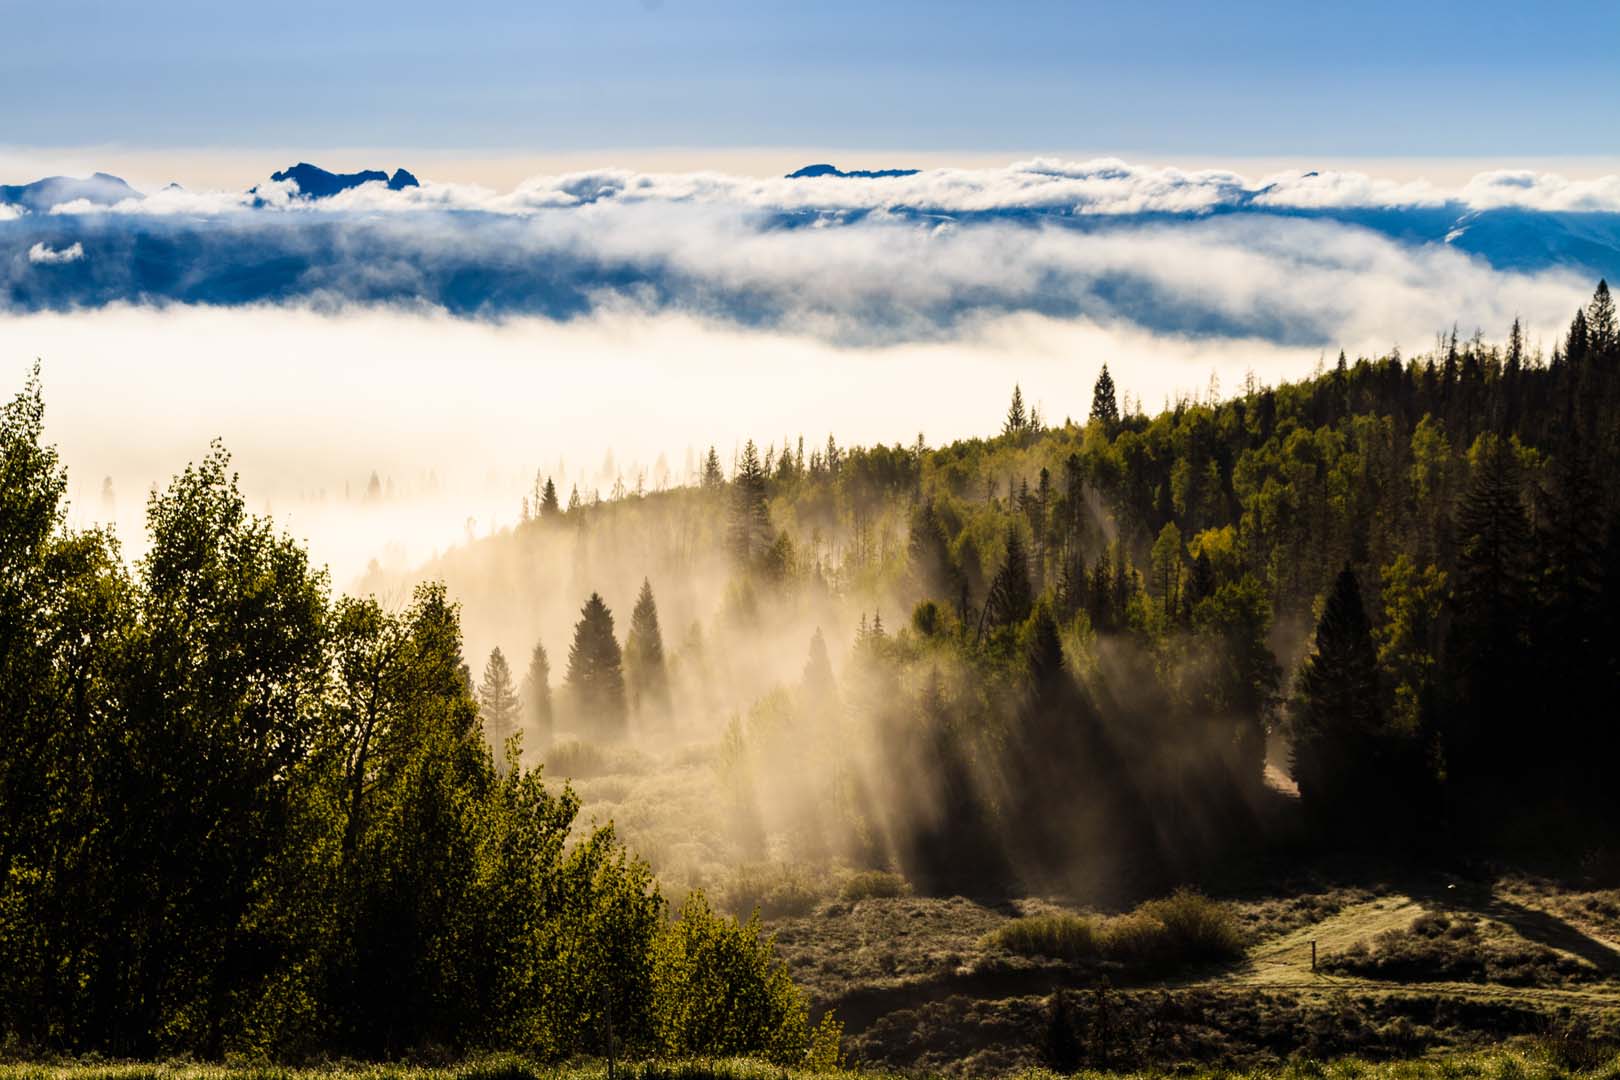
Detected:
[0,173,141,213]
[264,163,421,199]
[786,163,920,179]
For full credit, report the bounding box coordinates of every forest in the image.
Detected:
[2,279,1618,1066]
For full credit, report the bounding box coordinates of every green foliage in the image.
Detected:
[650,893,842,1067]
[0,375,833,1063]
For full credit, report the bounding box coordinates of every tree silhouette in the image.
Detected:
[625,578,669,718]
[566,592,627,739]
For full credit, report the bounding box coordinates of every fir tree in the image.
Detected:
[728,440,771,568]
[565,592,627,739]
[478,646,521,769]
[1003,385,1028,439]
[701,446,725,491]
[625,578,669,717]
[540,477,560,516]
[1090,363,1120,431]
[1290,569,1382,837]
[982,526,1034,632]
[523,638,553,742]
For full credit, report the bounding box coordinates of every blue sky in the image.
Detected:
[6,0,1618,156]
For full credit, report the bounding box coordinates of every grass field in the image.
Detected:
[3,1047,1620,1080]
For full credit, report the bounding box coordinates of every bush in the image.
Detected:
[546,739,608,779]
[650,892,843,1068]
[840,870,912,902]
[986,913,1100,962]
[986,891,1244,970]
[722,864,823,919]
[1136,888,1246,961]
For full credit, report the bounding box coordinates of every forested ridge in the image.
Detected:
[2,281,1618,1062]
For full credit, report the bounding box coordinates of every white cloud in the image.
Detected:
[27,241,84,264]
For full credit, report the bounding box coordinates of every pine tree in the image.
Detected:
[801,627,838,712]
[1090,363,1121,432]
[982,526,1034,632]
[701,446,725,491]
[1448,433,1533,795]
[1290,569,1382,837]
[625,578,669,718]
[565,592,627,739]
[523,639,553,742]
[540,477,560,517]
[478,647,521,769]
[1003,385,1028,439]
[1588,279,1616,359]
[728,440,771,568]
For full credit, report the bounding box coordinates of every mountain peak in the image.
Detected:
[0,172,141,212]
[786,163,920,180]
[267,162,421,199]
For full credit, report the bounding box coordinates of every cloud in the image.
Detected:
[27,241,83,264]
[2,157,1614,349]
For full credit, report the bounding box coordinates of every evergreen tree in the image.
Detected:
[982,526,1034,631]
[728,440,771,568]
[1588,279,1616,358]
[478,646,521,769]
[523,639,553,743]
[1003,385,1028,439]
[625,578,669,718]
[566,592,628,739]
[1290,569,1384,839]
[1090,363,1120,431]
[540,477,561,516]
[701,446,725,491]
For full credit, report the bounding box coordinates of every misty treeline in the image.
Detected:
[0,369,841,1063]
[448,282,1620,897]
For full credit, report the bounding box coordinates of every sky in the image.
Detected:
[5,0,1620,159]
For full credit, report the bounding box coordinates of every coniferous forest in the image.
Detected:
[3,281,1620,1066]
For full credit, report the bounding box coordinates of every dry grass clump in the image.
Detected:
[839,870,912,902]
[721,863,826,919]
[987,912,1101,963]
[986,889,1244,969]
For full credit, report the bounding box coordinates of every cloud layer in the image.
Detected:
[2,158,1614,350]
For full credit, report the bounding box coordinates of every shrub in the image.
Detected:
[986,913,1100,962]
[722,864,823,919]
[840,870,912,902]
[650,892,843,1068]
[1135,888,1246,961]
[986,891,1244,970]
[546,739,608,779]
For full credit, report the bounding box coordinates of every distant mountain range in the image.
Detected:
[3,161,1616,335]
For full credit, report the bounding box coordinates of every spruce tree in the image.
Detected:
[625,578,669,717]
[523,639,553,742]
[1290,568,1382,837]
[540,477,560,517]
[1588,279,1616,358]
[565,592,627,739]
[1003,385,1028,439]
[701,446,725,491]
[478,647,521,769]
[728,440,771,568]
[983,526,1034,631]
